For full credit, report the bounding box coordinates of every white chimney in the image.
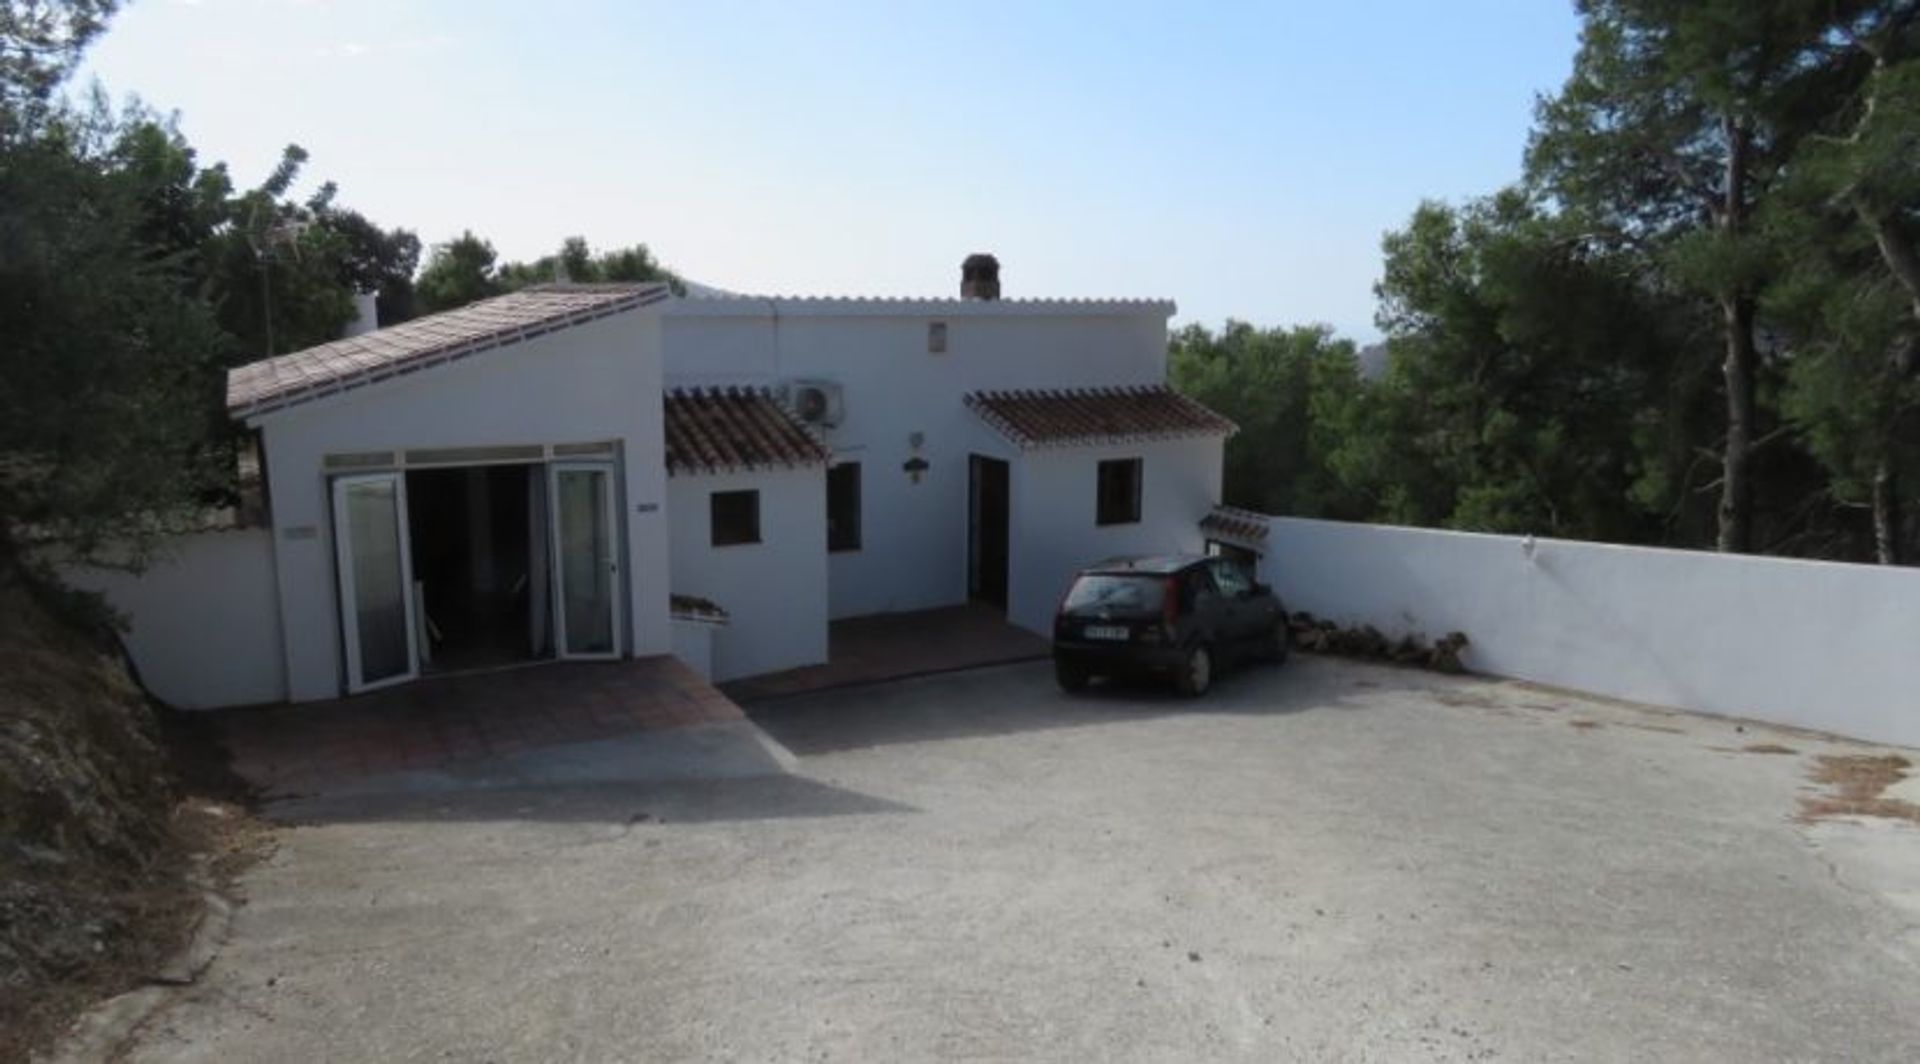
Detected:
[343,290,380,337]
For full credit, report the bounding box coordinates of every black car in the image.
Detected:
[1052,554,1288,696]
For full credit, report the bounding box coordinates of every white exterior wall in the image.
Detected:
[669,617,717,680]
[61,529,285,709]
[252,311,670,703]
[663,300,1177,621]
[1007,437,1225,634]
[1257,517,1920,748]
[666,466,829,681]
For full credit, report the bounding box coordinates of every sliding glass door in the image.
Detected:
[331,473,419,692]
[548,462,621,659]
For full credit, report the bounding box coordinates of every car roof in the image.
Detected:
[1080,554,1210,576]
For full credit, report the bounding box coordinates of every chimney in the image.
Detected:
[960,253,1000,300]
[343,289,379,337]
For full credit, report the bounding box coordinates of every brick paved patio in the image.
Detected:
[217,656,741,798]
[721,603,1049,702]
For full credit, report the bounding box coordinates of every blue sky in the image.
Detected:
[81,1,1580,339]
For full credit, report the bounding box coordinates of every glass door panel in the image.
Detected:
[331,473,418,692]
[549,463,620,658]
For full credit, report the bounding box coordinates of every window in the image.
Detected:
[928,321,948,354]
[1095,458,1142,526]
[1206,539,1261,571]
[710,490,760,546]
[1208,557,1254,598]
[1063,574,1165,612]
[828,462,862,552]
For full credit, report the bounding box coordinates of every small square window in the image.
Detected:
[828,462,861,552]
[928,321,948,354]
[1206,539,1261,570]
[1096,458,1142,526]
[711,490,760,546]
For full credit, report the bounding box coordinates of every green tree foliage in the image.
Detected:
[1368,193,1711,541]
[0,0,115,126]
[110,130,422,361]
[415,229,503,313]
[1224,0,1919,565]
[0,11,223,569]
[496,235,682,292]
[1168,322,1369,519]
[1765,5,1920,562]
[418,233,683,313]
[1526,0,1844,553]
[1,2,419,573]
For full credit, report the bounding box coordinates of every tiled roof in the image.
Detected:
[1200,505,1270,545]
[227,284,671,418]
[965,385,1236,449]
[670,593,729,623]
[664,386,831,476]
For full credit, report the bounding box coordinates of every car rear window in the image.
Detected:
[1063,574,1166,612]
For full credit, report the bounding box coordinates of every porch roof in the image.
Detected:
[663,386,831,476]
[964,384,1236,449]
[227,283,671,419]
[1200,505,1270,547]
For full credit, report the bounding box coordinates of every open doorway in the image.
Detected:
[406,465,551,672]
[968,454,1010,610]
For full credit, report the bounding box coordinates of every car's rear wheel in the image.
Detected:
[1177,645,1213,697]
[1055,660,1090,692]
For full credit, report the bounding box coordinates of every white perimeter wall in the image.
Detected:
[667,466,829,681]
[1007,436,1225,634]
[664,304,1171,620]
[61,529,286,709]
[254,311,670,702]
[1256,517,1920,748]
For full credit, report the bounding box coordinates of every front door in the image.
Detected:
[548,462,622,659]
[968,455,1010,609]
[332,472,420,693]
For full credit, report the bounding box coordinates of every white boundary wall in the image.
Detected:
[62,529,286,709]
[1256,517,1920,748]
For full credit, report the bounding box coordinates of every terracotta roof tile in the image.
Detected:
[965,385,1236,449]
[227,283,671,417]
[664,386,831,476]
[1200,505,1270,544]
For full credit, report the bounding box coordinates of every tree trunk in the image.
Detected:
[1716,115,1756,554]
[1872,456,1900,565]
[1854,203,1918,566]
[1718,293,1758,553]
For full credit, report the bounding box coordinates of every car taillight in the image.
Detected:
[1162,576,1180,630]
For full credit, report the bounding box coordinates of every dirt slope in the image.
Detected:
[0,574,190,1057]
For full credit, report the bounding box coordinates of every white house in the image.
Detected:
[225,284,677,701]
[81,257,1235,705]
[658,255,1232,679]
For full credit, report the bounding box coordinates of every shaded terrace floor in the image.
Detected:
[720,603,1049,702]
[214,656,741,798]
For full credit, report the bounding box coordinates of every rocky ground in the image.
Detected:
[0,572,263,1061]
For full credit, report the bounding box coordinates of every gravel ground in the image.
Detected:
[114,656,1920,1062]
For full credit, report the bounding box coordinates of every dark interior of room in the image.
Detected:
[406,464,547,672]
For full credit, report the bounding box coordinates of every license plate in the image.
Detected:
[1083,625,1129,641]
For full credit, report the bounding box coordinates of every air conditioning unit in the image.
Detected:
[785,379,845,428]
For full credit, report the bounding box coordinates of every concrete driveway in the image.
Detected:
[119,657,1919,1062]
